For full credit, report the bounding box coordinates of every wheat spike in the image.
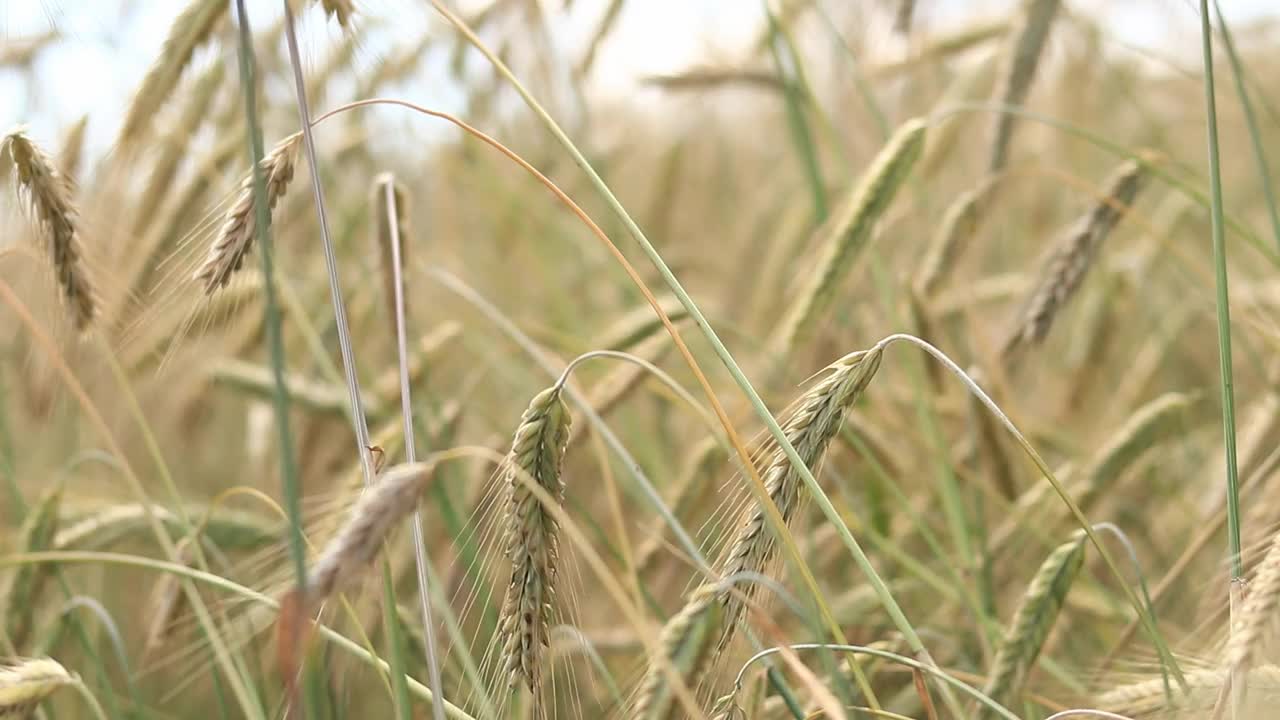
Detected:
[497,385,573,697]
[3,128,96,330]
[118,0,226,147]
[718,347,882,636]
[633,583,724,720]
[57,115,89,183]
[0,658,75,717]
[1002,158,1146,362]
[0,32,58,68]
[773,119,926,354]
[1098,666,1280,718]
[3,482,64,648]
[304,462,438,604]
[193,132,302,293]
[1222,530,1280,701]
[976,531,1086,719]
[915,174,1002,299]
[986,0,1062,172]
[317,0,356,27]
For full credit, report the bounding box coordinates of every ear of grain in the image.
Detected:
[718,347,883,637]
[317,0,356,27]
[986,0,1062,173]
[3,481,64,648]
[633,583,724,720]
[773,119,926,355]
[915,174,1002,299]
[118,0,226,147]
[0,658,75,716]
[0,31,58,68]
[3,128,96,330]
[976,530,1086,719]
[1222,530,1280,702]
[1002,158,1146,363]
[193,132,302,293]
[141,536,197,660]
[304,461,438,604]
[1098,666,1280,718]
[135,61,226,235]
[372,172,410,340]
[57,114,89,182]
[53,503,277,553]
[498,386,573,697]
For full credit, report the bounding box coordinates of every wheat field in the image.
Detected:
[3,1,1280,718]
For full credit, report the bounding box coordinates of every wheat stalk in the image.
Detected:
[3,128,96,330]
[3,482,63,648]
[118,0,226,147]
[633,583,723,719]
[1002,158,1146,362]
[0,658,75,717]
[976,530,1086,719]
[717,347,883,637]
[373,172,410,340]
[497,385,573,697]
[986,0,1062,173]
[773,118,926,355]
[193,132,302,293]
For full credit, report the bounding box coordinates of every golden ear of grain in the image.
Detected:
[1097,666,1280,718]
[986,0,1062,173]
[193,132,303,293]
[0,658,75,716]
[497,386,573,698]
[1222,531,1280,696]
[304,461,438,604]
[57,114,89,183]
[976,531,1086,719]
[0,31,59,68]
[118,0,227,147]
[633,583,724,720]
[718,347,883,638]
[3,127,97,330]
[316,0,356,27]
[142,536,197,660]
[773,118,927,355]
[3,481,64,648]
[1002,158,1146,363]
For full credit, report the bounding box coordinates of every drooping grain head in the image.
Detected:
[0,658,75,717]
[497,385,573,697]
[976,530,1086,719]
[1098,666,1280,719]
[718,347,883,638]
[304,461,438,604]
[774,118,927,356]
[986,0,1062,173]
[194,132,303,294]
[1223,530,1280,690]
[1002,158,1146,363]
[118,0,226,147]
[633,583,724,720]
[3,128,96,330]
[915,173,1003,299]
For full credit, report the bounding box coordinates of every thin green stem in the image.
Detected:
[1197,0,1242,581]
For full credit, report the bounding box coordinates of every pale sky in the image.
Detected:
[1,0,1276,155]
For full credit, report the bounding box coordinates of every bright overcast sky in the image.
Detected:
[1,0,1276,153]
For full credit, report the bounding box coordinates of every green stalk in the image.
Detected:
[1197,0,1242,581]
[765,3,827,222]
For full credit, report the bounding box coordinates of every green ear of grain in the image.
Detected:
[4,481,64,648]
[773,118,927,355]
[634,583,724,720]
[977,531,1086,719]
